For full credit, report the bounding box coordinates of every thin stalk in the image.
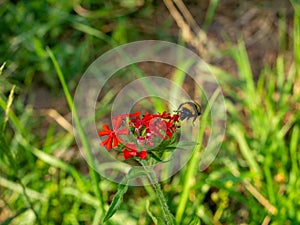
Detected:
[139,159,175,225]
[146,168,175,225]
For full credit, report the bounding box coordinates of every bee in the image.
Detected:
[174,101,202,123]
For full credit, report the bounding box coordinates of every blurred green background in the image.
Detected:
[1,0,299,224]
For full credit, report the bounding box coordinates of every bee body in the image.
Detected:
[175,101,201,122]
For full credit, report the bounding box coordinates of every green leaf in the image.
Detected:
[162,146,178,152]
[103,167,147,222]
[127,167,148,180]
[103,183,129,222]
[148,152,164,162]
[147,152,171,163]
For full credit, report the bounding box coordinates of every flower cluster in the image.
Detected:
[98,112,180,160]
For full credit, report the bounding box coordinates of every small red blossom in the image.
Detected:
[122,143,137,160]
[122,143,148,160]
[98,117,129,150]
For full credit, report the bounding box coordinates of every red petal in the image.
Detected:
[123,148,136,160]
[100,137,113,150]
[112,116,123,129]
[113,135,123,148]
[116,127,129,135]
[98,130,110,136]
[107,138,113,150]
[129,112,140,118]
[125,143,137,151]
[98,124,112,136]
[138,150,147,160]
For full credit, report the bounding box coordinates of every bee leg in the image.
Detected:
[192,115,198,124]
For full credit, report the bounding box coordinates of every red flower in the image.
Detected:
[142,112,180,140]
[98,116,129,150]
[99,111,179,160]
[122,143,148,160]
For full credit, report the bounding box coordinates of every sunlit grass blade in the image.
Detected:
[169,59,194,103]
[62,187,99,208]
[0,95,24,134]
[72,22,114,46]
[2,85,15,133]
[175,88,221,224]
[289,125,299,187]
[203,0,220,30]
[0,176,47,201]
[228,124,262,179]
[1,207,29,225]
[291,0,300,71]
[46,47,105,218]
[0,62,6,74]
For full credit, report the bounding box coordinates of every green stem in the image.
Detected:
[146,166,175,225]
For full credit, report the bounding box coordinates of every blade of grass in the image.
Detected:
[263,156,276,204]
[169,59,194,102]
[1,207,29,225]
[46,47,105,217]
[62,187,99,208]
[278,10,287,51]
[203,0,220,30]
[228,124,262,179]
[2,85,16,133]
[72,22,115,46]
[92,208,104,225]
[0,96,24,134]
[291,0,300,72]
[0,176,47,202]
[289,125,299,189]
[228,39,258,110]
[0,62,6,75]
[175,88,221,224]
